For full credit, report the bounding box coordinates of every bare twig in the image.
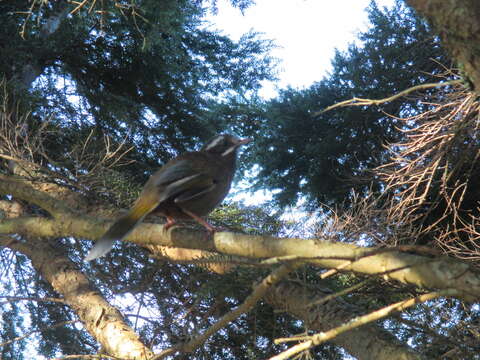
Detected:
[0,320,78,347]
[376,84,480,259]
[0,295,65,306]
[152,263,301,359]
[314,79,462,115]
[271,289,458,360]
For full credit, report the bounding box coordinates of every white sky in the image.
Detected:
[208,0,395,97]
[207,0,396,205]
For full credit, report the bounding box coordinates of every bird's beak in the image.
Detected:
[236,138,252,146]
[221,137,252,157]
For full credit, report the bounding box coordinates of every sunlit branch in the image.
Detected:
[0,174,74,218]
[153,263,301,359]
[314,79,462,115]
[271,289,458,360]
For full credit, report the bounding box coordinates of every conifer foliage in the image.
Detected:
[1,1,480,359]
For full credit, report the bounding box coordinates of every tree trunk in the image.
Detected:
[407,0,480,92]
[6,238,154,360]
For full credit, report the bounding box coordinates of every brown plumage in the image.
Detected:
[85,134,251,261]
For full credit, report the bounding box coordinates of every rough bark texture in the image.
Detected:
[150,245,235,274]
[407,0,480,92]
[0,176,479,301]
[0,159,478,358]
[266,282,424,360]
[6,238,154,360]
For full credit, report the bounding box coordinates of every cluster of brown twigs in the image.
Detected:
[376,83,480,259]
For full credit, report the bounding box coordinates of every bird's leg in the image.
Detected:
[182,209,216,234]
[163,216,177,230]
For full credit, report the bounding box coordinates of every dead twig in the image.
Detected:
[271,289,458,360]
[152,263,301,359]
[314,79,462,115]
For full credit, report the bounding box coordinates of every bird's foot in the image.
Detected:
[182,209,220,237]
[163,216,177,230]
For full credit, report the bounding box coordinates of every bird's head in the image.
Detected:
[202,134,251,157]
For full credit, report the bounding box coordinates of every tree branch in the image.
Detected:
[271,289,456,360]
[265,281,429,360]
[314,79,462,115]
[1,205,479,301]
[0,174,76,218]
[1,173,479,302]
[177,263,301,356]
[0,320,78,348]
[0,295,65,306]
[5,238,154,359]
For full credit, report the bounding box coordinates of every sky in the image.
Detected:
[207,0,396,205]
[208,0,395,98]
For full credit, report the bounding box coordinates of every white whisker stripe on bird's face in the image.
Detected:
[221,146,237,156]
[204,135,226,150]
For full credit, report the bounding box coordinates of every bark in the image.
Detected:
[149,245,235,274]
[0,200,24,218]
[407,0,480,92]
[0,173,478,357]
[0,174,479,301]
[4,237,154,360]
[265,282,424,360]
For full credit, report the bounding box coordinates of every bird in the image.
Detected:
[85,134,251,261]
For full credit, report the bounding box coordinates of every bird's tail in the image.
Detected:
[84,194,160,261]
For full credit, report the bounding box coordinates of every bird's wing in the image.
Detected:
[86,159,213,261]
[149,159,215,203]
[174,184,216,204]
[151,159,201,186]
[157,173,211,203]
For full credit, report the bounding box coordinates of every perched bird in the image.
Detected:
[85,134,251,261]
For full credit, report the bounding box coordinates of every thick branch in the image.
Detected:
[266,282,425,360]
[0,200,24,218]
[149,245,235,274]
[0,174,76,218]
[2,237,153,360]
[212,233,480,301]
[1,209,479,301]
[1,173,479,301]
